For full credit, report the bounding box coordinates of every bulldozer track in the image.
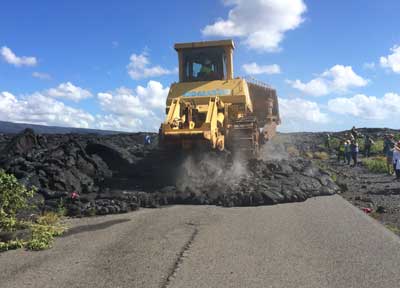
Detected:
[229,115,259,156]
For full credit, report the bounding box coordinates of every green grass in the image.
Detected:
[385,224,400,235]
[362,156,387,173]
[370,140,384,155]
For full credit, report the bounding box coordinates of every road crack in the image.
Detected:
[161,223,199,288]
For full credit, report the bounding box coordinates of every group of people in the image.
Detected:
[327,127,400,179]
[334,128,363,167]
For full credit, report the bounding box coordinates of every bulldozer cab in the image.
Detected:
[175,40,234,83]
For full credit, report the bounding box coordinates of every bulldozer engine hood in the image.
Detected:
[166,79,253,110]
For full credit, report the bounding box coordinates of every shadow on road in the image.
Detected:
[62,219,131,237]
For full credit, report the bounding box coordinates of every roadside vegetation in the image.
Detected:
[362,156,387,174]
[0,170,66,252]
[313,151,330,160]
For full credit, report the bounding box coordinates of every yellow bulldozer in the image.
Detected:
[159,39,280,156]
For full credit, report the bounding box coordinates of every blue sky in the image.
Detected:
[1,0,400,132]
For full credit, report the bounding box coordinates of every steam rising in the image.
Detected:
[175,136,297,195]
[176,153,248,194]
[259,140,289,161]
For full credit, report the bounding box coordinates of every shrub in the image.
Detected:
[0,240,24,252]
[26,213,65,251]
[26,225,64,250]
[362,156,387,173]
[56,198,67,216]
[0,171,65,252]
[304,151,314,159]
[370,140,384,155]
[313,152,330,160]
[286,146,300,157]
[0,170,36,232]
[38,212,60,226]
[330,138,340,150]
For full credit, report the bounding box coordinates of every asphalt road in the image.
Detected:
[1,195,400,288]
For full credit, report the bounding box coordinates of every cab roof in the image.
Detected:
[174,39,235,51]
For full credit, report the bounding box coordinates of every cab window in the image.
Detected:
[182,47,226,82]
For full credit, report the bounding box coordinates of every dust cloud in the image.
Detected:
[259,135,292,161]
[176,152,248,194]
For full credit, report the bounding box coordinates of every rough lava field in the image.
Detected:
[0,127,399,235]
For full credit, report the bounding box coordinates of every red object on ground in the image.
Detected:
[71,192,79,200]
[361,207,372,213]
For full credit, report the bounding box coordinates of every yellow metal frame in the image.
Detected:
[160,96,225,150]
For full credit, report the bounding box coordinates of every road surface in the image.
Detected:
[1,195,400,288]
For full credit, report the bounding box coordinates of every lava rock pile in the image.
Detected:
[0,129,339,216]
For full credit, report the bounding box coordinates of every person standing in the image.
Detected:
[144,134,151,146]
[350,139,359,167]
[344,140,351,165]
[351,126,359,140]
[325,133,331,151]
[383,134,396,175]
[393,141,400,180]
[364,135,375,157]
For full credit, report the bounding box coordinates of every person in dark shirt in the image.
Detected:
[383,134,396,175]
[350,139,359,167]
[364,135,375,158]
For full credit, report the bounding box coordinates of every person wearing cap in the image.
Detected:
[393,141,400,179]
[384,134,396,175]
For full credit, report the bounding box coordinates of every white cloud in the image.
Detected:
[287,65,368,96]
[288,78,329,97]
[278,97,329,132]
[1,80,170,132]
[0,79,170,132]
[328,93,400,120]
[127,52,176,80]
[1,46,37,67]
[242,63,281,75]
[32,72,51,80]
[202,0,307,52]
[0,91,94,128]
[95,114,143,132]
[136,80,170,109]
[279,98,329,123]
[380,45,400,73]
[45,82,92,102]
[98,87,151,118]
[97,80,169,131]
